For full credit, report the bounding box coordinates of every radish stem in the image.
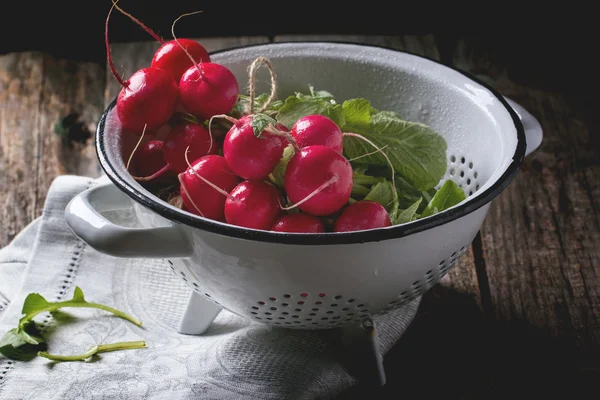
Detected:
[111,0,164,44]
[105,1,127,88]
[264,125,300,152]
[171,11,205,78]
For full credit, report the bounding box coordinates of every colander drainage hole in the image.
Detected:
[282,303,289,307]
[309,313,316,316]
[271,307,277,311]
[348,299,355,303]
[284,294,291,299]
[461,157,466,164]
[315,301,323,305]
[269,297,277,301]
[450,155,456,162]
[252,306,259,310]
[282,312,289,315]
[335,295,342,300]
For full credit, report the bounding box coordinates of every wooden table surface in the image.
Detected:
[1,35,597,399]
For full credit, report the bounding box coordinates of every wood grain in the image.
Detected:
[0,52,104,248]
[449,39,600,397]
[104,36,271,107]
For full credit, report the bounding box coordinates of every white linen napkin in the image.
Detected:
[0,175,420,400]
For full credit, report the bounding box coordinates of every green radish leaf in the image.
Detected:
[344,111,448,191]
[0,321,47,361]
[395,175,428,212]
[308,84,335,100]
[376,110,403,119]
[269,145,295,189]
[21,293,50,316]
[395,197,423,224]
[340,99,375,133]
[250,114,277,138]
[237,94,283,115]
[352,170,386,187]
[275,96,335,129]
[1,286,144,361]
[364,181,396,209]
[17,286,142,331]
[421,180,466,218]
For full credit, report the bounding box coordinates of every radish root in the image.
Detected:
[280,176,339,211]
[111,0,165,44]
[348,145,389,162]
[183,146,238,203]
[343,132,398,202]
[126,123,147,171]
[178,175,204,217]
[247,56,277,114]
[171,11,204,79]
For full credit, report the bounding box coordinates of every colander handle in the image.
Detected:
[65,182,193,259]
[504,96,543,156]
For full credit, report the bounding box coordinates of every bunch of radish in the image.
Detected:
[106,2,393,233]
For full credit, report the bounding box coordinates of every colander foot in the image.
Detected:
[178,290,222,335]
[341,319,386,386]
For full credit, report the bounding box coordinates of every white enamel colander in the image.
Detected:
[65,42,542,338]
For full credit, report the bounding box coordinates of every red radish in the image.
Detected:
[291,115,343,153]
[152,39,210,83]
[105,4,178,133]
[284,145,353,216]
[163,123,216,173]
[178,155,239,220]
[132,140,172,181]
[224,181,283,230]
[179,62,239,120]
[271,213,325,233]
[223,115,288,180]
[333,201,392,232]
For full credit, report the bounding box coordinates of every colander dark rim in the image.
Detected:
[96,41,527,245]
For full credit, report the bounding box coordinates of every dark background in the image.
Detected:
[0,1,593,110]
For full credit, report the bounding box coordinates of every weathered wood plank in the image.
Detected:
[0,52,104,248]
[450,39,600,397]
[104,36,271,107]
